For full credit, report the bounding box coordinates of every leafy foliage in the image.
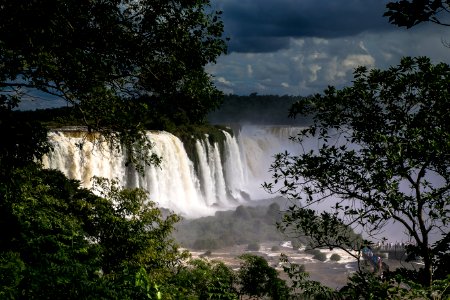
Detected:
[279,206,363,258]
[0,0,226,111]
[171,259,238,300]
[0,0,227,169]
[279,254,336,299]
[0,164,186,299]
[340,271,450,300]
[385,0,450,28]
[433,232,450,280]
[237,254,290,300]
[264,56,450,286]
[0,97,52,172]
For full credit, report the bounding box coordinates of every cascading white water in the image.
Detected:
[195,137,228,207]
[195,139,216,206]
[134,131,211,217]
[222,131,247,200]
[44,130,127,185]
[43,125,305,218]
[236,125,304,199]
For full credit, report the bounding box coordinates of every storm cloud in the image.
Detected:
[208,0,450,96]
[217,0,392,53]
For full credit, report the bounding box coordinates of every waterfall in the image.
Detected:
[195,138,228,207]
[43,125,305,218]
[236,125,304,199]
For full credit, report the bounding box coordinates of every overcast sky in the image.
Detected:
[207,0,450,96]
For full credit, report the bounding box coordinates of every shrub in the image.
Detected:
[271,245,280,252]
[247,242,260,251]
[330,253,341,262]
[313,252,327,262]
[306,249,327,262]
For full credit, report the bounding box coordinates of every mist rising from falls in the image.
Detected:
[237,126,303,199]
[43,125,304,218]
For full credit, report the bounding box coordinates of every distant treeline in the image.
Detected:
[14,94,312,128]
[208,94,312,125]
[11,106,78,128]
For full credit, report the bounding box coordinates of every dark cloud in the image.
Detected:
[207,21,450,96]
[216,0,392,53]
[227,36,291,53]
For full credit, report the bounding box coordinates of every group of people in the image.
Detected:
[375,241,409,251]
[361,246,383,274]
[360,245,390,277]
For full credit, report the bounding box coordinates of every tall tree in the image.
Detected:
[385,0,450,28]
[0,0,227,167]
[264,57,450,287]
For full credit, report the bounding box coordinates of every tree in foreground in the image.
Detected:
[385,0,450,28]
[264,56,449,288]
[0,165,187,299]
[0,0,227,168]
[237,254,290,300]
[171,258,238,299]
